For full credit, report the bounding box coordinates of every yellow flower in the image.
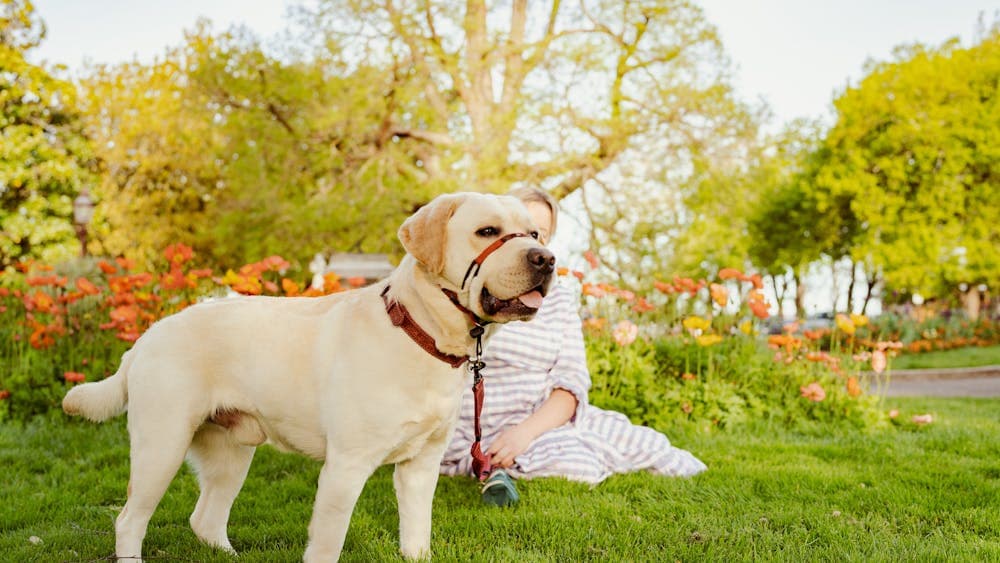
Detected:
[683,316,711,331]
[850,313,869,328]
[696,334,723,347]
[739,320,755,335]
[835,313,856,335]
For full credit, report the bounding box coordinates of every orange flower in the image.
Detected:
[27,290,55,313]
[799,382,826,402]
[27,275,68,287]
[189,268,213,278]
[98,260,118,274]
[581,283,605,298]
[281,278,301,296]
[718,268,743,280]
[557,267,569,276]
[782,322,800,334]
[653,280,674,294]
[583,250,600,269]
[64,371,86,383]
[709,283,728,307]
[803,329,825,340]
[583,317,607,331]
[110,305,139,324]
[846,376,862,398]
[347,277,366,288]
[748,300,769,319]
[164,243,195,265]
[681,373,697,381]
[116,331,141,343]
[75,277,101,295]
[571,270,585,281]
[748,274,763,289]
[632,297,656,313]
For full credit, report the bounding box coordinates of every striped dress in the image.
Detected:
[440,280,707,484]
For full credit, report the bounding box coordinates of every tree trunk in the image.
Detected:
[861,272,879,315]
[962,288,982,321]
[793,268,806,319]
[846,259,857,314]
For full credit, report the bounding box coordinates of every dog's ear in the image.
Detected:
[398,194,462,274]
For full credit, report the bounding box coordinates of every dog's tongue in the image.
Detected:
[517,290,544,309]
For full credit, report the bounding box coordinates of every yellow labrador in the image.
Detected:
[63,192,555,561]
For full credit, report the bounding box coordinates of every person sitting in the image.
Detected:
[440,187,706,505]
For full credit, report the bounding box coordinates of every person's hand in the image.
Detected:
[486,424,535,468]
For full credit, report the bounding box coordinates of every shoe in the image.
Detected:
[481,469,520,507]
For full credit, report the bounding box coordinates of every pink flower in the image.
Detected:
[799,382,826,402]
[612,320,639,346]
[871,350,887,374]
[911,414,933,425]
[888,409,899,419]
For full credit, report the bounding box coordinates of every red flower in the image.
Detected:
[583,250,600,269]
[64,371,86,383]
[0,390,10,400]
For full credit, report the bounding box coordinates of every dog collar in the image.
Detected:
[381,286,468,368]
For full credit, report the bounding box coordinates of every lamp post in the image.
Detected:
[73,188,95,257]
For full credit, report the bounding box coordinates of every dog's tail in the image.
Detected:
[62,349,133,422]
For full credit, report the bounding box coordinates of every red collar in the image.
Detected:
[381,286,468,368]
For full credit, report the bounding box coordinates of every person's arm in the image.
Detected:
[487,388,577,468]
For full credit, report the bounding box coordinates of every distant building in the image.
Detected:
[325,253,395,285]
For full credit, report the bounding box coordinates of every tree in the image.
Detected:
[0,0,94,266]
[303,0,752,282]
[83,22,443,270]
[813,26,1000,308]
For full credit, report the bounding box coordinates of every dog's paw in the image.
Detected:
[400,544,431,561]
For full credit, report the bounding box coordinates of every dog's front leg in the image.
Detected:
[394,443,447,560]
[303,454,376,562]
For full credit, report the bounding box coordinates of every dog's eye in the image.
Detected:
[476,227,499,237]
[530,231,539,240]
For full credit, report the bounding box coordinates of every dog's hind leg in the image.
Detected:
[115,413,196,561]
[187,422,256,553]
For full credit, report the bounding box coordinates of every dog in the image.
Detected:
[63,192,556,561]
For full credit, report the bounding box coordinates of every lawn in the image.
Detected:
[892,345,1000,370]
[2,397,998,562]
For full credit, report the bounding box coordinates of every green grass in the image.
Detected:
[2,398,999,562]
[893,345,1000,370]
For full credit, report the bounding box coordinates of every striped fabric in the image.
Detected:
[440,280,707,484]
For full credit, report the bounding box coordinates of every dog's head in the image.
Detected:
[399,192,556,323]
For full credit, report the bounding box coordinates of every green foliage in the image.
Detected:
[0,0,94,267]
[82,22,447,271]
[587,332,886,433]
[813,28,1000,297]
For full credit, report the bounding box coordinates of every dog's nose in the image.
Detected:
[527,247,556,274]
